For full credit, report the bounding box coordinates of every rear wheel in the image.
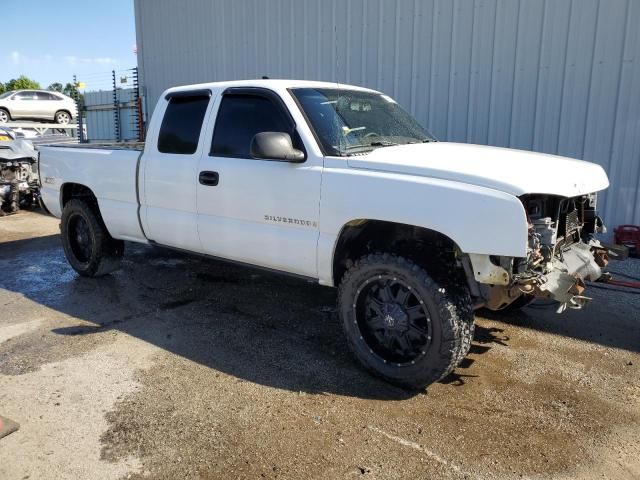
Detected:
[55,110,71,125]
[0,108,10,123]
[338,253,473,390]
[61,199,124,277]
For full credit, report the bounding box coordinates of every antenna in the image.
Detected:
[334,24,340,89]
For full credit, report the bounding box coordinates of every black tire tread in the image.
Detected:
[338,253,474,389]
[61,199,123,277]
[449,287,475,366]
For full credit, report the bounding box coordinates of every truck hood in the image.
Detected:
[346,142,609,197]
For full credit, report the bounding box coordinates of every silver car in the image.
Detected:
[0,90,77,124]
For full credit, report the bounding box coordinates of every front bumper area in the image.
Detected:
[467,241,616,313]
[533,242,604,311]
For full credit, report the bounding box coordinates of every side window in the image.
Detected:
[15,92,36,100]
[211,94,293,158]
[157,95,210,154]
[36,92,55,101]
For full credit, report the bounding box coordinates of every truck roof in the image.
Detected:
[162,79,380,97]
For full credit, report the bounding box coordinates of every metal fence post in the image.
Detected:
[112,70,121,142]
[132,67,144,142]
[73,74,85,143]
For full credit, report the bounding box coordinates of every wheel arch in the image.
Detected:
[330,218,466,287]
[59,182,104,219]
[54,109,73,121]
[60,182,95,207]
[59,182,119,239]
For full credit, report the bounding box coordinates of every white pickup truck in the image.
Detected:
[39,79,615,389]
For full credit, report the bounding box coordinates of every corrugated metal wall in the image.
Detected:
[135,0,640,229]
[84,88,139,142]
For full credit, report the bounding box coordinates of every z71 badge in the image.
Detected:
[264,215,317,228]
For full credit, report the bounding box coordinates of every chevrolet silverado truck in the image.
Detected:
[39,79,615,389]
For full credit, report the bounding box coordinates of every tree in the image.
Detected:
[59,82,85,109]
[63,82,78,98]
[0,83,5,94]
[5,75,41,91]
[47,82,64,93]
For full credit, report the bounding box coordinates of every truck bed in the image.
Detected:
[38,143,147,243]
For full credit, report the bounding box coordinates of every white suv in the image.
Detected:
[0,90,77,124]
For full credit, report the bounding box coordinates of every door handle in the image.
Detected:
[199,171,219,186]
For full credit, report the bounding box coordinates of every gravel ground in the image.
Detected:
[0,209,638,479]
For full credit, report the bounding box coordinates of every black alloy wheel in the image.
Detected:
[67,213,93,264]
[355,275,432,365]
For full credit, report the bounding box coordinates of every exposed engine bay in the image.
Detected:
[473,192,621,313]
[0,131,40,215]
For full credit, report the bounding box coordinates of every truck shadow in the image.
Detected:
[1,234,638,399]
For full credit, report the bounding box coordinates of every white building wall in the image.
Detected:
[135,0,640,229]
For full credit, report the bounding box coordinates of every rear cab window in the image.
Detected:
[158,92,211,154]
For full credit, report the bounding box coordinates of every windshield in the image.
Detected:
[290,88,435,156]
[0,91,15,99]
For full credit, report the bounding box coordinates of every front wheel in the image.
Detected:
[0,108,10,123]
[338,253,474,390]
[61,199,124,277]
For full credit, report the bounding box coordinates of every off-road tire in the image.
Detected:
[338,253,474,390]
[61,199,124,277]
[450,288,475,366]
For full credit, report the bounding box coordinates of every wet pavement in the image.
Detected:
[0,209,639,479]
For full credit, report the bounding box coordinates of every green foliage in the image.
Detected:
[47,82,64,93]
[46,82,80,101]
[0,83,5,94]
[63,82,78,98]
[4,75,41,91]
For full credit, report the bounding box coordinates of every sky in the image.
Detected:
[0,0,136,90]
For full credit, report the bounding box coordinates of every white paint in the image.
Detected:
[138,92,215,252]
[39,79,610,286]
[38,146,145,243]
[195,86,323,276]
[347,141,609,198]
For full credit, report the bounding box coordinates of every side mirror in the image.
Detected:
[250,132,305,163]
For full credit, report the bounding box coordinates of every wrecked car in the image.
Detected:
[0,128,39,215]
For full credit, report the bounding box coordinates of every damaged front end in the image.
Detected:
[467,193,624,313]
[0,135,39,215]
